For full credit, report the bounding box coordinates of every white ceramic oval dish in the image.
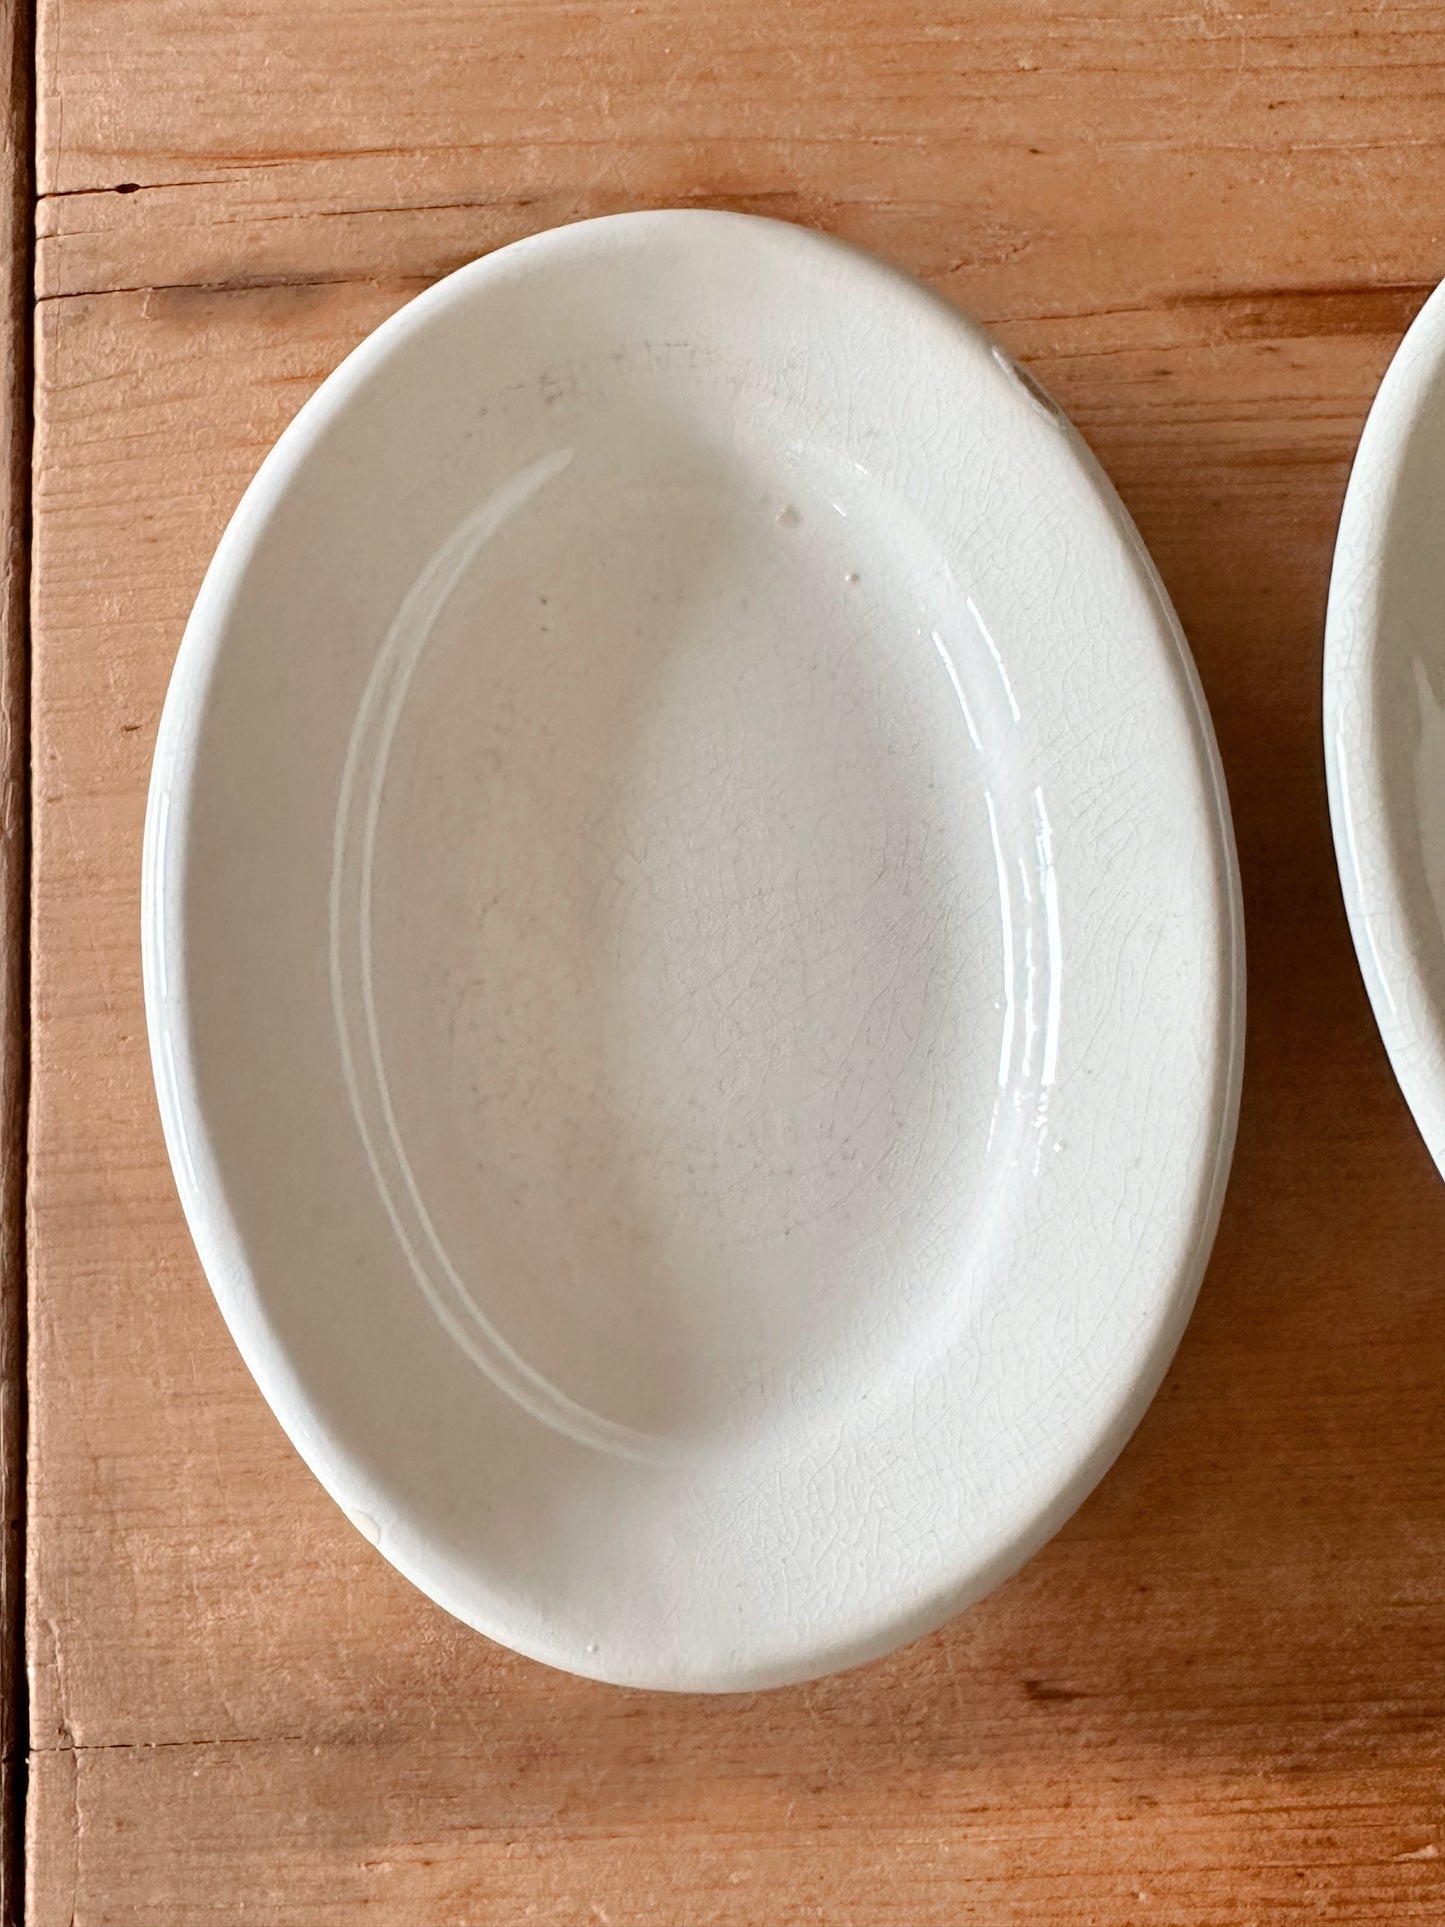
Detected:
[1326,278,1445,1177]
[144,211,1243,1692]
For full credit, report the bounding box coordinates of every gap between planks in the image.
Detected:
[0,0,34,1918]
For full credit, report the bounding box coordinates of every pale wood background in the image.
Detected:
[23,1,1445,1921]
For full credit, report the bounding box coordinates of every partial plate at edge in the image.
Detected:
[1327,277,1445,1178]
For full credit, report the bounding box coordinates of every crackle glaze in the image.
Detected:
[143,211,1243,1690]
[1326,278,1445,1180]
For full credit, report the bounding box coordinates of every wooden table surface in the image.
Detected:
[15,1,1445,1921]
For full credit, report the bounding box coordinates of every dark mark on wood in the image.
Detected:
[1023,1679,1085,1704]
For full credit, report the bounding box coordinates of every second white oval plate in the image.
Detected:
[1326,279,1445,1178]
[145,211,1243,1690]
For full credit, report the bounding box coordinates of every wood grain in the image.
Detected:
[24,0,1445,1920]
[0,0,29,1920]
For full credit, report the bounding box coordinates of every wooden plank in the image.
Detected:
[30,1,1445,313]
[25,0,1445,1919]
[23,1739,1445,1926]
[0,0,29,1920]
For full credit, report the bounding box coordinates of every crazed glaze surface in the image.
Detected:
[143,211,1243,1691]
[1326,278,1445,1178]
